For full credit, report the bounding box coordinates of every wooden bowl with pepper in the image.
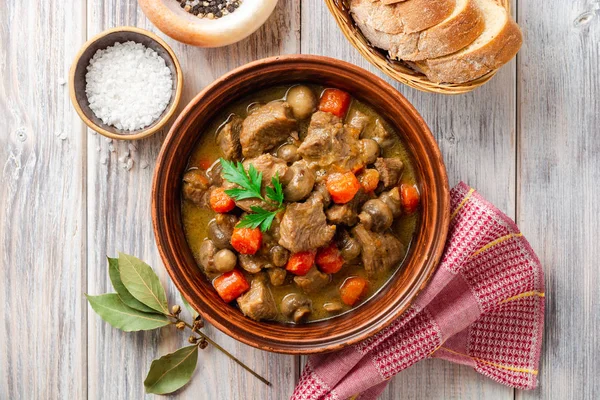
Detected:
[152,55,450,354]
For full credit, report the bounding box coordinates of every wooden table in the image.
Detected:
[1,0,598,398]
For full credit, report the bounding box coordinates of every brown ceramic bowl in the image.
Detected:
[152,55,449,354]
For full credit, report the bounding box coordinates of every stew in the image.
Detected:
[181,84,420,323]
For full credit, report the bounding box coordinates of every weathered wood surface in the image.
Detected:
[1,0,598,399]
[516,2,600,400]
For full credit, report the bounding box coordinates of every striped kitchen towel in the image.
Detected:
[292,182,545,400]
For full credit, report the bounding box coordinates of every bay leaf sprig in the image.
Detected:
[86,252,270,395]
[220,158,285,232]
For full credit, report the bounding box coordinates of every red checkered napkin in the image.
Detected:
[292,182,545,400]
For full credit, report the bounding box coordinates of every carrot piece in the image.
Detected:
[198,157,214,170]
[319,88,352,118]
[316,243,344,274]
[209,187,236,213]
[286,251,317,276]
[230,227,262,255]
[339,277,369,306]
[358,169,380,193]
[400,184,420,214]
[213,269,250,303]
[326,171,361,204]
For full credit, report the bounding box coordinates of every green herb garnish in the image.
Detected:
[219,158,285,232]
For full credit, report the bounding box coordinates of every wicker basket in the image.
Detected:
[325,0,511,95]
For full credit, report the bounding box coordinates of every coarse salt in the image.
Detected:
[85,41,173,132]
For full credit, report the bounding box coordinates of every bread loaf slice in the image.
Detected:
[350,0,456,35]
[414,0,523,83]
[352,0,484,61]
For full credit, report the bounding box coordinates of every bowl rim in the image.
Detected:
[69,26,183,140]
[152,54,450,354]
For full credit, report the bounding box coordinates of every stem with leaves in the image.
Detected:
[86,253,270,395]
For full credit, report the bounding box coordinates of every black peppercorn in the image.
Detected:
[216,11,223,17]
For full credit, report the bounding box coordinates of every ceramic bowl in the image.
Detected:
[152,55,450,354]
[69,26,183,140]
[139,0,278,47]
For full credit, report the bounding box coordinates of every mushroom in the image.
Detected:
[285,85,317,120]
[277,144,301,163]
[379,187,402,218]
[360,139,380,165]
[358,199,394,232]
[337,230,362,261]
[280,293,313,323]
[208,214,238,249]
[267,267,287,286]
[213,249,237,273]
[283,160,316,202]
[323,301,344,313]
[270,245,290,267]
[239,254,272,274]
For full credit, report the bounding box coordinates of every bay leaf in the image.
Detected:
[108,257,155,313]
[118,252,169,315]
[144,345,199,395]
[86,293,170,332]
[180,293,198,318]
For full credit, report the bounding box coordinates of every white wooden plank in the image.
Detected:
[85,1,300,399]
[302,1,517,399]
[516,2,600,400]
[0,0,87,398]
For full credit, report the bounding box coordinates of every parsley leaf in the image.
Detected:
[220,158,264,201]
[219,159,285,232]
[237,207,279,232]
[265,173,284,206]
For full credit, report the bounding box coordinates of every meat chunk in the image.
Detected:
[352,224,405,277]
[374,157,404,188]
[237,277,278,321]
[243,154,292,185]
[199,239,218,274]
[217,115,243,161]
[294,266,331,294]
[278,193,336,253]
[182,169,210,206]
[240,102,297,157]
[370,120,397,150]
[325,188,372,225]
[297,111,363,171]
[326,203,359,225]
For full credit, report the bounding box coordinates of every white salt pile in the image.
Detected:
[85,41,173,132]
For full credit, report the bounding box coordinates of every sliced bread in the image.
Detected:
[350,0,456,35]
[352,0,484,61]
[414,0,523,83]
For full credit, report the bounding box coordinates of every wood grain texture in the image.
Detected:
[3,0,600,399]
[0,0,87,399]
[516,2,600,400]
[302,0,516,399]
[85,1,300,399]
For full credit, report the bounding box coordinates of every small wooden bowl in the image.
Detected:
[69,26,183,140]
[325,0,511,95]
[152,55,450,354]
